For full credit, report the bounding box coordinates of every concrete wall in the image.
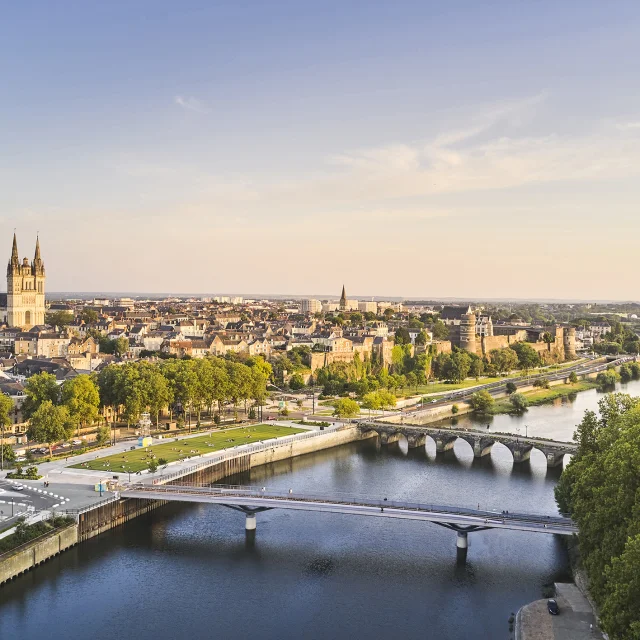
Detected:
[0,524,78,586]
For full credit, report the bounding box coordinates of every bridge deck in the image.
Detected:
[122,483,577,536]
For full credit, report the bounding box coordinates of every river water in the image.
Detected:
[2,380,639,640]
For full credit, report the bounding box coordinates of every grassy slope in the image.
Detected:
[70,424,305,473]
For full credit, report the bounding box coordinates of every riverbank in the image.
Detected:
[493,381,598,415]
[515,583,602,640]
[0,422,366,585]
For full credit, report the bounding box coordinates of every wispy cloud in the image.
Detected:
[174,95,209,113]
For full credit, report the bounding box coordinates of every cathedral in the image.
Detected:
[0,234,46,329]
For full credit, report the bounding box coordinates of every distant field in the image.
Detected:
[70,424,306,473]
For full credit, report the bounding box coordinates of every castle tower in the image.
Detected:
[563,327,577,360]
[459,313,477,354]
[6,234,46,329]
[339,285,347,311]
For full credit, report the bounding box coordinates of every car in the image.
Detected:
[14,484,24,490]
[15,456,27,462]
[72,439,82,445]
[547,599,559,615]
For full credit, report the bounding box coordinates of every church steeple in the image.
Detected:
[8,233,20,276]
[33,235,44,275]
[340,284,347,310]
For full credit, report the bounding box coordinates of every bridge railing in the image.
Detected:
[124,482,576,528]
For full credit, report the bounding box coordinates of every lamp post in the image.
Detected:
[0,423,4,471]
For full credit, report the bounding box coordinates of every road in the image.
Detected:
[0,479,65,529]
[396,356,635,414]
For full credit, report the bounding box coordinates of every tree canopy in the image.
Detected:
[555,394,640,639]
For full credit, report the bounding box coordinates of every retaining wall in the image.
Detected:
[0,524,78,586]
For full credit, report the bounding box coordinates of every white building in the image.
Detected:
[301,299,322,314]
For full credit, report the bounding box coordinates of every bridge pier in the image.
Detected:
[508,443,533,463]
[379,432,402,445]
[456,531,468,563]
[471,437,495,458]
[434,436,457,453]
[407,434,427,449]
[245,513,256,531]
[541,450,566,468]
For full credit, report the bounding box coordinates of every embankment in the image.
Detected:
[0,426,366,585]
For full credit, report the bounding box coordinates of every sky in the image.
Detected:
[1,1,639,300]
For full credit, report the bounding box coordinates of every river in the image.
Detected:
[2,380,638,640]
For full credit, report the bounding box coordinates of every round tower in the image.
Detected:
[563,327,577,360]
[459,313,477,354]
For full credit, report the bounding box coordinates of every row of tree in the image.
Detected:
[12,356,272,455]
[554,394,640,639]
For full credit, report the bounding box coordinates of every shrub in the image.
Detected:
[451,404,459,414]
[533,378,550,389]
[506,381,517,395]
[214,413,221,425]
[569,371,578,384]
[619,364,632,383]
[509,393,529,413]
[469,390,494,414]
[158,458,168,466]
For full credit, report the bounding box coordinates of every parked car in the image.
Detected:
[14,484,24,490]
[15,456,27,462]
[72,439,82,445]
[547,599,559,615]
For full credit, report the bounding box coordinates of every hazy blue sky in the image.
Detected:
[1,1,639,299]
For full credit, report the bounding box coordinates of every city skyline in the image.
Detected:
[2,1,639,298]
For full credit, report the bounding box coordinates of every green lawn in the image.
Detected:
[70,424,306,473]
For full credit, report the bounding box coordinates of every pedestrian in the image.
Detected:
[477,503,480,510]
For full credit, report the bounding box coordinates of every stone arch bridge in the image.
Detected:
[357,422,577,467]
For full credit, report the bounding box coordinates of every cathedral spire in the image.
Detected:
[34,235,41,261]
[11,233,18,262]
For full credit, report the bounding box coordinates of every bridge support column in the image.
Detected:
[456,531,468,563]
[472,438,495,458]
[245,513,256,531]
[544,452,565,468]
[379,432,401,445]
[509,444,533,463]
[407,434,427,449]
[435,436,457,453]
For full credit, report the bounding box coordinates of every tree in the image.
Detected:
[114,336,129,357]
[490,348,519,374]
[61,374,100,436]
[505,381,517,395]
[443,350,471,383]
[22,372,60,419]
[431,320,449,341]
[414,330,428,346]
[44,310,73,328]
[568,371,578,384]
[469,357,484,380]
[147,458,159,474]
[361,392,381,416]
[333,398,360,418]
[469,390,494,414]
[27,401,74,457]
[510,343,541,371]
[619,364,632,383]
[596,369,620,389]
[394,327,411,346]
[0,392,13,470]
[96,425,111,446]
[509,393,528,413]
[80,308,99,324]
[288,374,305,390]
[600,534,640,639]
[554,394,640,636]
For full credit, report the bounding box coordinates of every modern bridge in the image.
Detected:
[121,483,577,559]
[357,422,577,467]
